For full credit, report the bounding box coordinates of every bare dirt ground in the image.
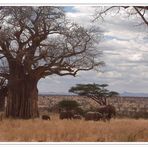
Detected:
[0,115,148,142]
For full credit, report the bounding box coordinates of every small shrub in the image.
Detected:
[75,107,85,116]
[58,100,80,112]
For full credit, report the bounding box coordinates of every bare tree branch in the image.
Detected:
[94,6,148,26]
[0,6,102,80]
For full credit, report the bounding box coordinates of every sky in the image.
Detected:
[38,6,148,94]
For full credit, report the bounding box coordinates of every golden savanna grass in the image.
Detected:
[0,115,148,142]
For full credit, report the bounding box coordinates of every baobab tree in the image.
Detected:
[0,7,103,119]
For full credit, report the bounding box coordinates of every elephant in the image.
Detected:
[42,115,50,120]
[85,111,103,121]
[73,114,82,119]
[97,105,116,121]
[59,111,74,120]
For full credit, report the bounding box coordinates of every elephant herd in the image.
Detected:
[42,105,116,121]
[59,111,82,120]
[59,105,116,121]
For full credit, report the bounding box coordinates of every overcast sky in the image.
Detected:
[38,6,148,94]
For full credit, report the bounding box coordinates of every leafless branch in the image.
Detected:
[0,6,102,81]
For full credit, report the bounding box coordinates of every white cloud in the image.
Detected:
[38,6,148,94]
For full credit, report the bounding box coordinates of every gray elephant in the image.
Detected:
[42,115,50,120]
[97,105,116,121]
[85,112,103,121]
[73,114,82,119]
[59,111,74,120]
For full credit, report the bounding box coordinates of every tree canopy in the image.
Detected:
[0,6,103,80]
[69,83,119,106]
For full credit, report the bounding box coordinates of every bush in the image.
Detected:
[58,100,80,112]
[75,107,85,116]
[133,111,148,119]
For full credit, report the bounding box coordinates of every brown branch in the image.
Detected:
[0,73,9,79]
[0,41,15,64]
[93,6,117,22]
[133,6,148,26]
[86,95,103,106]
[0,55,5,60]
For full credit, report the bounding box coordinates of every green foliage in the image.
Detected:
[69,84,101,96]
[133,111,148,119]
[75,107,85,116]
[108,91,119,97]
[58,100,80,111]
[117,110,148,119]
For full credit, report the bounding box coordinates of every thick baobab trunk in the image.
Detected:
[5,77,39,119]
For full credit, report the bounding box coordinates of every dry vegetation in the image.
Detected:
[39,96,148,114]
[0,115,148,142]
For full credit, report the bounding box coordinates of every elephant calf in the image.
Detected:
[42,115,50,120]
[59,111,74,120]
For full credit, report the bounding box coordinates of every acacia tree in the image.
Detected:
[69,83,119,106]
[0,7,103,119]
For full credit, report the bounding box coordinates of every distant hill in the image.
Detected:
[39,91,148,97]
[39,92,75,96]
[120,92,148,97]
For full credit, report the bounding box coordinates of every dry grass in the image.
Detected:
[0,115,148,142]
